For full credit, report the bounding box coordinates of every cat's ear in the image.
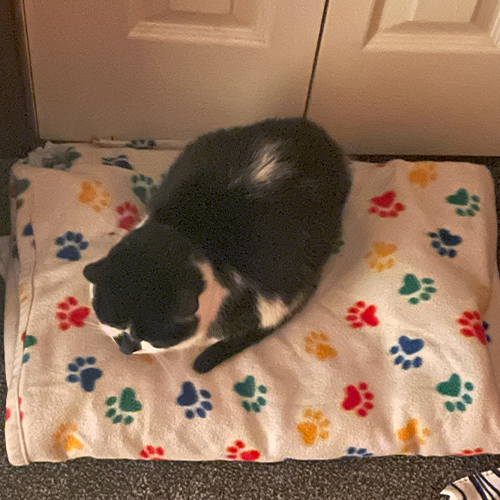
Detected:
[83,259,107,283]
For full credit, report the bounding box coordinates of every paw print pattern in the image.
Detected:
[52,423,84,454]
[102,154,133,170]
[457,311,490,345]
[331,232,345,255]
[455,447,485,456]
[226,440,260,461]
[66,356,103,392]
[345,301,379,328]
[408,162,437,188]
[116,202,140,231]
[368,191,405,218]
[131,174,157,204]
[10,178,30,209]
[399,274,436,304]
[304,331,337,361]
[176,381,213,419]
[436,373,474,412]
[56,297,90,330]
[140,445,166,460]
[55,231,89,261]
[127,138,156,150]
[233,376,267,412]
[105,388,142,425]
[296,408,330,446]
[397,418,430,454]
[365,241,397,272]
[342,446,373,458]
[428,229,462,258]
[446,188,480,216]
[341,382,374,417]
[21,331,37,363]
[389,336,424,370]
[78,180,110,212]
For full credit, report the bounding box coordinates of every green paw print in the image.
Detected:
[105,387,142,425]
[446,188,480,217]
[234,376,267,412]
[131,173,158,204]
[436,373,474,412]
[399,274,436,304]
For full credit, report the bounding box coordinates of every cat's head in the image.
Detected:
[83,222,205,354]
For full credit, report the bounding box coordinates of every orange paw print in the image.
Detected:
[304,331,337,361]
[396,418,430,454]
[365,241,397,272]
[408,162,437,188]
[52,423,84,454]
[297,408,330,446]
[78,180,110,212]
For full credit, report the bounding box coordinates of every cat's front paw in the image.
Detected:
[193,351,218,373]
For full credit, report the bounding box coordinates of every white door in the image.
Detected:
[23,0,326,142]
[308,0,500,155]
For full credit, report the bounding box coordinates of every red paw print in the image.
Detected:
[226,440,260,461]
[117,202,140,231]
[7,397,24,421]
[345,301,379,328]
[455,447,485,456]
[342,382,374,417]
[369,191,405,218]
[139,445,166,460]
[56,297,90,330]
[457,311,489,345]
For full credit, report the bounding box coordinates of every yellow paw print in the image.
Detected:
[78,180,110,212]
[408,162,437,188]
[297,408,330,446]
[396,418,430,454]
[365,241,397,272]
[304,331,337,361]
[18,284,28,305]
[52,423,84,455]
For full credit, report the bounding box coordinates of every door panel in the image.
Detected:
[24,0,325,141]
[308,0,500,155]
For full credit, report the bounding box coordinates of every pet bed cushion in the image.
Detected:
[4,144,500,465]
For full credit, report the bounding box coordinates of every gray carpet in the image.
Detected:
[1,156,500,500]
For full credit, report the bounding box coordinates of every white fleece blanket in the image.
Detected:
[4,144,500,465]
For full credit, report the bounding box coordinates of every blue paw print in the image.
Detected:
[176,381,212,419]
[428,228,462,258]
[102,154,133,170]
[66,356,103,392]
[22,223,33,236]
[343,447,373,458]
[55,231,89,261]
[389,335,424,370]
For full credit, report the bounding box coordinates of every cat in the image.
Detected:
[83,117,351,373]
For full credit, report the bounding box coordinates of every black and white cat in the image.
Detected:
[83,118,351,373]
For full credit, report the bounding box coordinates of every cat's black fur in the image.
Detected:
[83,118,351,373]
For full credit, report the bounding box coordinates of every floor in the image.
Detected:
[1,156,500,499]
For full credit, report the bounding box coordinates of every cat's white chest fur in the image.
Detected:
[91,261,227,353]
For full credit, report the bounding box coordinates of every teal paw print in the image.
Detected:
[436,373,474,412]
[446,188,480,217]
[331,231,345,255]
[234,376,267,412]
[131,173,158,204]
[399,274,436,304]
[105,387,142,425]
